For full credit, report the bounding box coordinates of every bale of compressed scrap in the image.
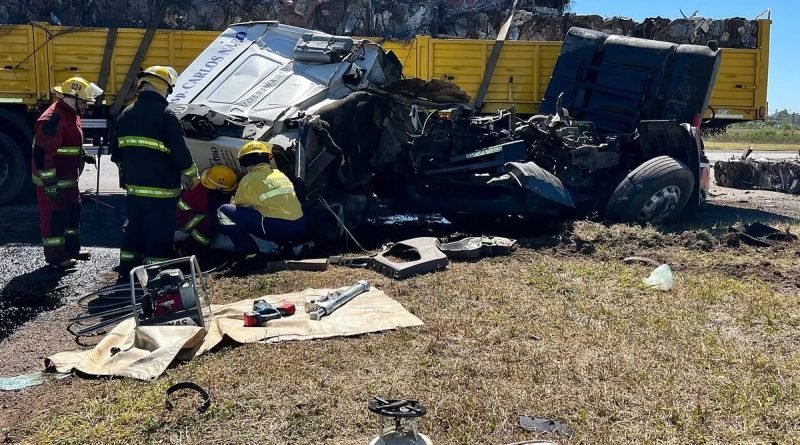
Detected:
[714,159,800,194]
[328,1,760,49]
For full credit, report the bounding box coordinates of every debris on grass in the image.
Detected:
[727,222,798,247]
[518,415,574,438]
[714,159,800,194]
[643,264,674,291]
[0,372,44,391]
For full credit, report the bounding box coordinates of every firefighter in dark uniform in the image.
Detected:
[32,77,102,268]
[111,66,200,278]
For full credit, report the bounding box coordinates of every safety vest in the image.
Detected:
[233,164,303,221]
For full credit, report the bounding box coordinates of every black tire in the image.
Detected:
[0,132,27,206]
[605,155,695,224]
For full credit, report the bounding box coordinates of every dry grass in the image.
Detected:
[704,141,800,152]
[8,222,800,444]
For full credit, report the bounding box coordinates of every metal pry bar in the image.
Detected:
[305,280,370,320]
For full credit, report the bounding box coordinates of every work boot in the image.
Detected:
[50,258,77,269]
[72,250,91,261]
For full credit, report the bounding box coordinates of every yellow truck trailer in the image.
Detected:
[0,19,771,204]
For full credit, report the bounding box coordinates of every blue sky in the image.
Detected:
[572,1,793,113]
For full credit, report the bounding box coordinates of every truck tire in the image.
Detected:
[605,155,695,224]
[0,132,27,205]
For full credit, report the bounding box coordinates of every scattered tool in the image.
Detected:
[68,256,210,335]
[243,300,296,327]
[132,256,211,329]
[136,266,207,327]
[368,397,432,445]
[305,280,370,320]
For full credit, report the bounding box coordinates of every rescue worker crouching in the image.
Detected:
[110,66,200,278]
[32,77,102,268]
[218,141,306,254]
[175,165,238,255]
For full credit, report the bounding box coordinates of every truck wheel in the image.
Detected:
[605,155,695,224]
[0,133,26,205]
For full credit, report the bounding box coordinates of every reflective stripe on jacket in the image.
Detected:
[176,183,230,243]
[31,100,84,187]
[110,91,199,195]
[232,164,303,221]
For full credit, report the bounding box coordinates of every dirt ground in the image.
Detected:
[1,176,799,444]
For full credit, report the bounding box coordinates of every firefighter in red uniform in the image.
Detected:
[175,165,238,253]
[32,77,102,268]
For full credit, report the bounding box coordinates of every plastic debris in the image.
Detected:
[643,264,674,291]
[519,415,573,437]
[0,372,44,391]
[439,236,517,260]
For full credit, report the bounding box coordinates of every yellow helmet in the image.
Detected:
[137,65,179,95]
[200,165,238,192]
[238,141,273,159]
[53,77,103,103]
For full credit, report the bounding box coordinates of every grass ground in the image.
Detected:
[704,140,800,152]
[708,127,800,146]
[6,221,800,445]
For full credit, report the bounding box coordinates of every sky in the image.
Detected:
[571,1,794,113]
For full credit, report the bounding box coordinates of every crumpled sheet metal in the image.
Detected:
[439,236,517,260]
[316,0,760,49]
[714,159,800,194]
[370,237,450,279]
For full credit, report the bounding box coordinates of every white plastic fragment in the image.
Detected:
[643,264,673,291]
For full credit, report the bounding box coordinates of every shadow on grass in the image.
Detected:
[673,203,800,236]
[0,266,71,340]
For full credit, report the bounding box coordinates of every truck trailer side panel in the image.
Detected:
[0,20,771,119]
[0,25,39,104]
[376,18,771,121]
[0,24,218,106]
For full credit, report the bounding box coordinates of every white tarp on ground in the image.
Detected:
[46,287,423,380]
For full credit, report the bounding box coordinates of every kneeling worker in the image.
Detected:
[218,141,305,253]
[175,165,238,253]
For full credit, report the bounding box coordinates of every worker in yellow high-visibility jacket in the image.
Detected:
[217,141,305,253]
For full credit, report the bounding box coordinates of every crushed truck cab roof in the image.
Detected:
[170,22,401,126]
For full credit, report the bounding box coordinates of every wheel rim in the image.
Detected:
[639,186,681,223]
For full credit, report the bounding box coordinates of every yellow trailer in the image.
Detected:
[0,23,218,106]
[376,18,771,122]
[0,19,772,118]
[0,19,772,205]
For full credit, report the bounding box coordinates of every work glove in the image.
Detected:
[44,184,59,200]
[182,174,201,190]
[82,154,97,165]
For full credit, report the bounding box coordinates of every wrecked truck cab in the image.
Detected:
[173,23,720,236]
[395,28,720,224]
[170,21,403,175]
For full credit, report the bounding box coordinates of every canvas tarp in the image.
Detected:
[46,287,423,380]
